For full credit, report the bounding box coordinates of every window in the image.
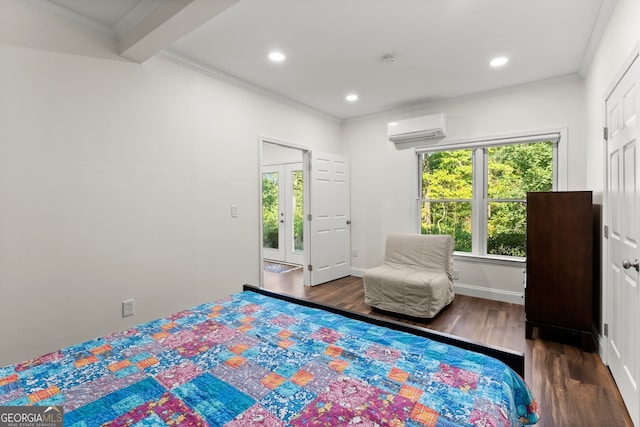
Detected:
[419,134,557,259]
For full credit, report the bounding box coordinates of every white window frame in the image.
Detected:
[415,128,567,265]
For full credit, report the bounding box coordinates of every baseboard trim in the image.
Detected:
[350,268,524,305]
[350,267,366,278]
[598,333,608,365]
[454,283,524,305]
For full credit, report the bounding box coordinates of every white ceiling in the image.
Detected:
[41,0,611,120]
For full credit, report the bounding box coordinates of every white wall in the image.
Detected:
[343,77,588,302]
[262,142,304,165]
[585,0,640,198]
[0,2,341,366]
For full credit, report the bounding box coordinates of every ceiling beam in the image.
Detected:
[118,0,240,63]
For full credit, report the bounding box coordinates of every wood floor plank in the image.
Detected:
[261,272,633,427]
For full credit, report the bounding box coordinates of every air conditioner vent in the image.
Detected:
[388,114,446,143]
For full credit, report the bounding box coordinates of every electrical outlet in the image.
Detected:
[453,270,459,280]
[122,299,135,317]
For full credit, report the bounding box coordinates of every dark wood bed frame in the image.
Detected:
[243,285,525,378]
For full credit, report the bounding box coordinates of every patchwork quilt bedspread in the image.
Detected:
[0,291,539,426]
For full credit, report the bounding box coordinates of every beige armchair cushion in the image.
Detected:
[363,233,455,318]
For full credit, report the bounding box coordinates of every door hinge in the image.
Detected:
[308,265,313,271]
[307,214,312,221]
[604,323,609,337]
[604,126,609,141]
[604,225,609,238]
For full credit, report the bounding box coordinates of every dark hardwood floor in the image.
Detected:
[263,270,633,427]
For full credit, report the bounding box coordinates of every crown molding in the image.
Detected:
[158,49,340,123]
[579,0,618,77]
[27,0,115,36]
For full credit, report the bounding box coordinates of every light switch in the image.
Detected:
[231,205,238,218]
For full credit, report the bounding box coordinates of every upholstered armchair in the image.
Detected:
[363,233,455,318]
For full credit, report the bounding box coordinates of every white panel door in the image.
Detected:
[308,152,350,286]
[607,52,639,426]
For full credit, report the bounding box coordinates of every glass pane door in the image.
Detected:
[291,168,304,253]
[262,164,304,265]
[262,170,282,256]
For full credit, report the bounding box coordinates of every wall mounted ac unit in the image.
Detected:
[388,113,446,143]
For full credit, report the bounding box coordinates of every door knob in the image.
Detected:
[622,259,640,272]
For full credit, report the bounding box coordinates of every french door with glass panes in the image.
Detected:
[262,163,304,265]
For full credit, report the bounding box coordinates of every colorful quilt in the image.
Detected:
[0,291,539,426]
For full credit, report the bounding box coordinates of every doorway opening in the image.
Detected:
[261,140,306,291]
[259,139,351,290]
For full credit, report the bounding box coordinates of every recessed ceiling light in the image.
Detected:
[346,94,358,102]
[268,51,286,62]
[490,57,508,67]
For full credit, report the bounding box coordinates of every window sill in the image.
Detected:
[453,252,525,267]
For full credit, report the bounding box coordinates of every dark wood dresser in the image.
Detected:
[525,191,597,351]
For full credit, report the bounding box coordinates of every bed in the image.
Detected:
[0,285,539,426]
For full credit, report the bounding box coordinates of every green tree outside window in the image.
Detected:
[421,141,553,257]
